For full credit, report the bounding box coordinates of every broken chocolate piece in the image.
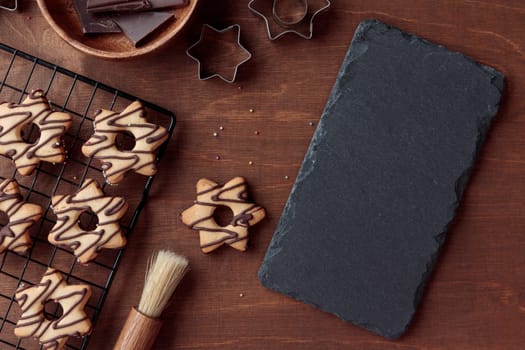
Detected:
[113,11,174,47]
[73,0,121,34]
[258,19,504,339]
[86,0,150,13]
[149,0,188,8]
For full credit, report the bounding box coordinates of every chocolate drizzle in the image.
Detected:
[14,268,92,349]
[81,101,168,184]
[0,90,72,176]
[0,179,42,254]
[181,177,266,253]
[193,203,260,248]
[49,178,128,264]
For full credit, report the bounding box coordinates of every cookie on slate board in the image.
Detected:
[258,19,504,339]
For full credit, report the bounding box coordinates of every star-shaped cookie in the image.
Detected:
[15,268,92,350]
[181,177,266,253]
[186,24,252,83]
[49,178,128,264]
[248,0,330,40]
[0,90,72,175]
[0,178,42,254]
[82,101,169,184]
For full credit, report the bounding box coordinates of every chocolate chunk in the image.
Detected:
[149,0,188,8]
[113,11,173,47]
[86,0,150,13]
[258,19,504,339]
[73,0,121,34]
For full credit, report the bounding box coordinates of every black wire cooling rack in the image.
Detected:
[0,43,175,350]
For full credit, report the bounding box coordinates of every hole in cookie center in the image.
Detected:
[21,123,41,145]
[0,211,8,227]
[44,300,64,321]
[213,205,234,227]
[116,131,136,151]
[78,211,99,231]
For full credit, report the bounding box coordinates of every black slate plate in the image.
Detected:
[258,19,504,339]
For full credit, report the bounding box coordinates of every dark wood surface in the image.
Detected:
[0,1,524,349]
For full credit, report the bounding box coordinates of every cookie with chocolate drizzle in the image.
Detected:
[81,101,168,184]
[0,178,42,254]
[181,177,266,253]
[15,268,92,350]
[0,90,72,176]
[49,178,128,264]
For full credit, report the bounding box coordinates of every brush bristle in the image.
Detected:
[137,250,189,318]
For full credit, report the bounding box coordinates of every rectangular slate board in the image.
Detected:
[258,19,504,339]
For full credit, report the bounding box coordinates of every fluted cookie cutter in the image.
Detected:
[248,0,331,40]
[0,0,17,11]
[186,24,252,83]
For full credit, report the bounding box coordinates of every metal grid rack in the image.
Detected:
[0,43,175,349]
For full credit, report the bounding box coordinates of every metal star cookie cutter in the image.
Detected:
[0,0,17,11]
[186,24,252,84]
[248,0,330,40]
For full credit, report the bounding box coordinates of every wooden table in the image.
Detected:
[0,1,524,349]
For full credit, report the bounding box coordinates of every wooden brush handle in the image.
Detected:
[113,307,163,350]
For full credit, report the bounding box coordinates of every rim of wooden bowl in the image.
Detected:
[36,0,199,59]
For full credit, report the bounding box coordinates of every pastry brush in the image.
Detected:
[113,250,189,350]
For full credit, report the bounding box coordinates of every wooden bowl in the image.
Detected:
[36,0,199,59]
